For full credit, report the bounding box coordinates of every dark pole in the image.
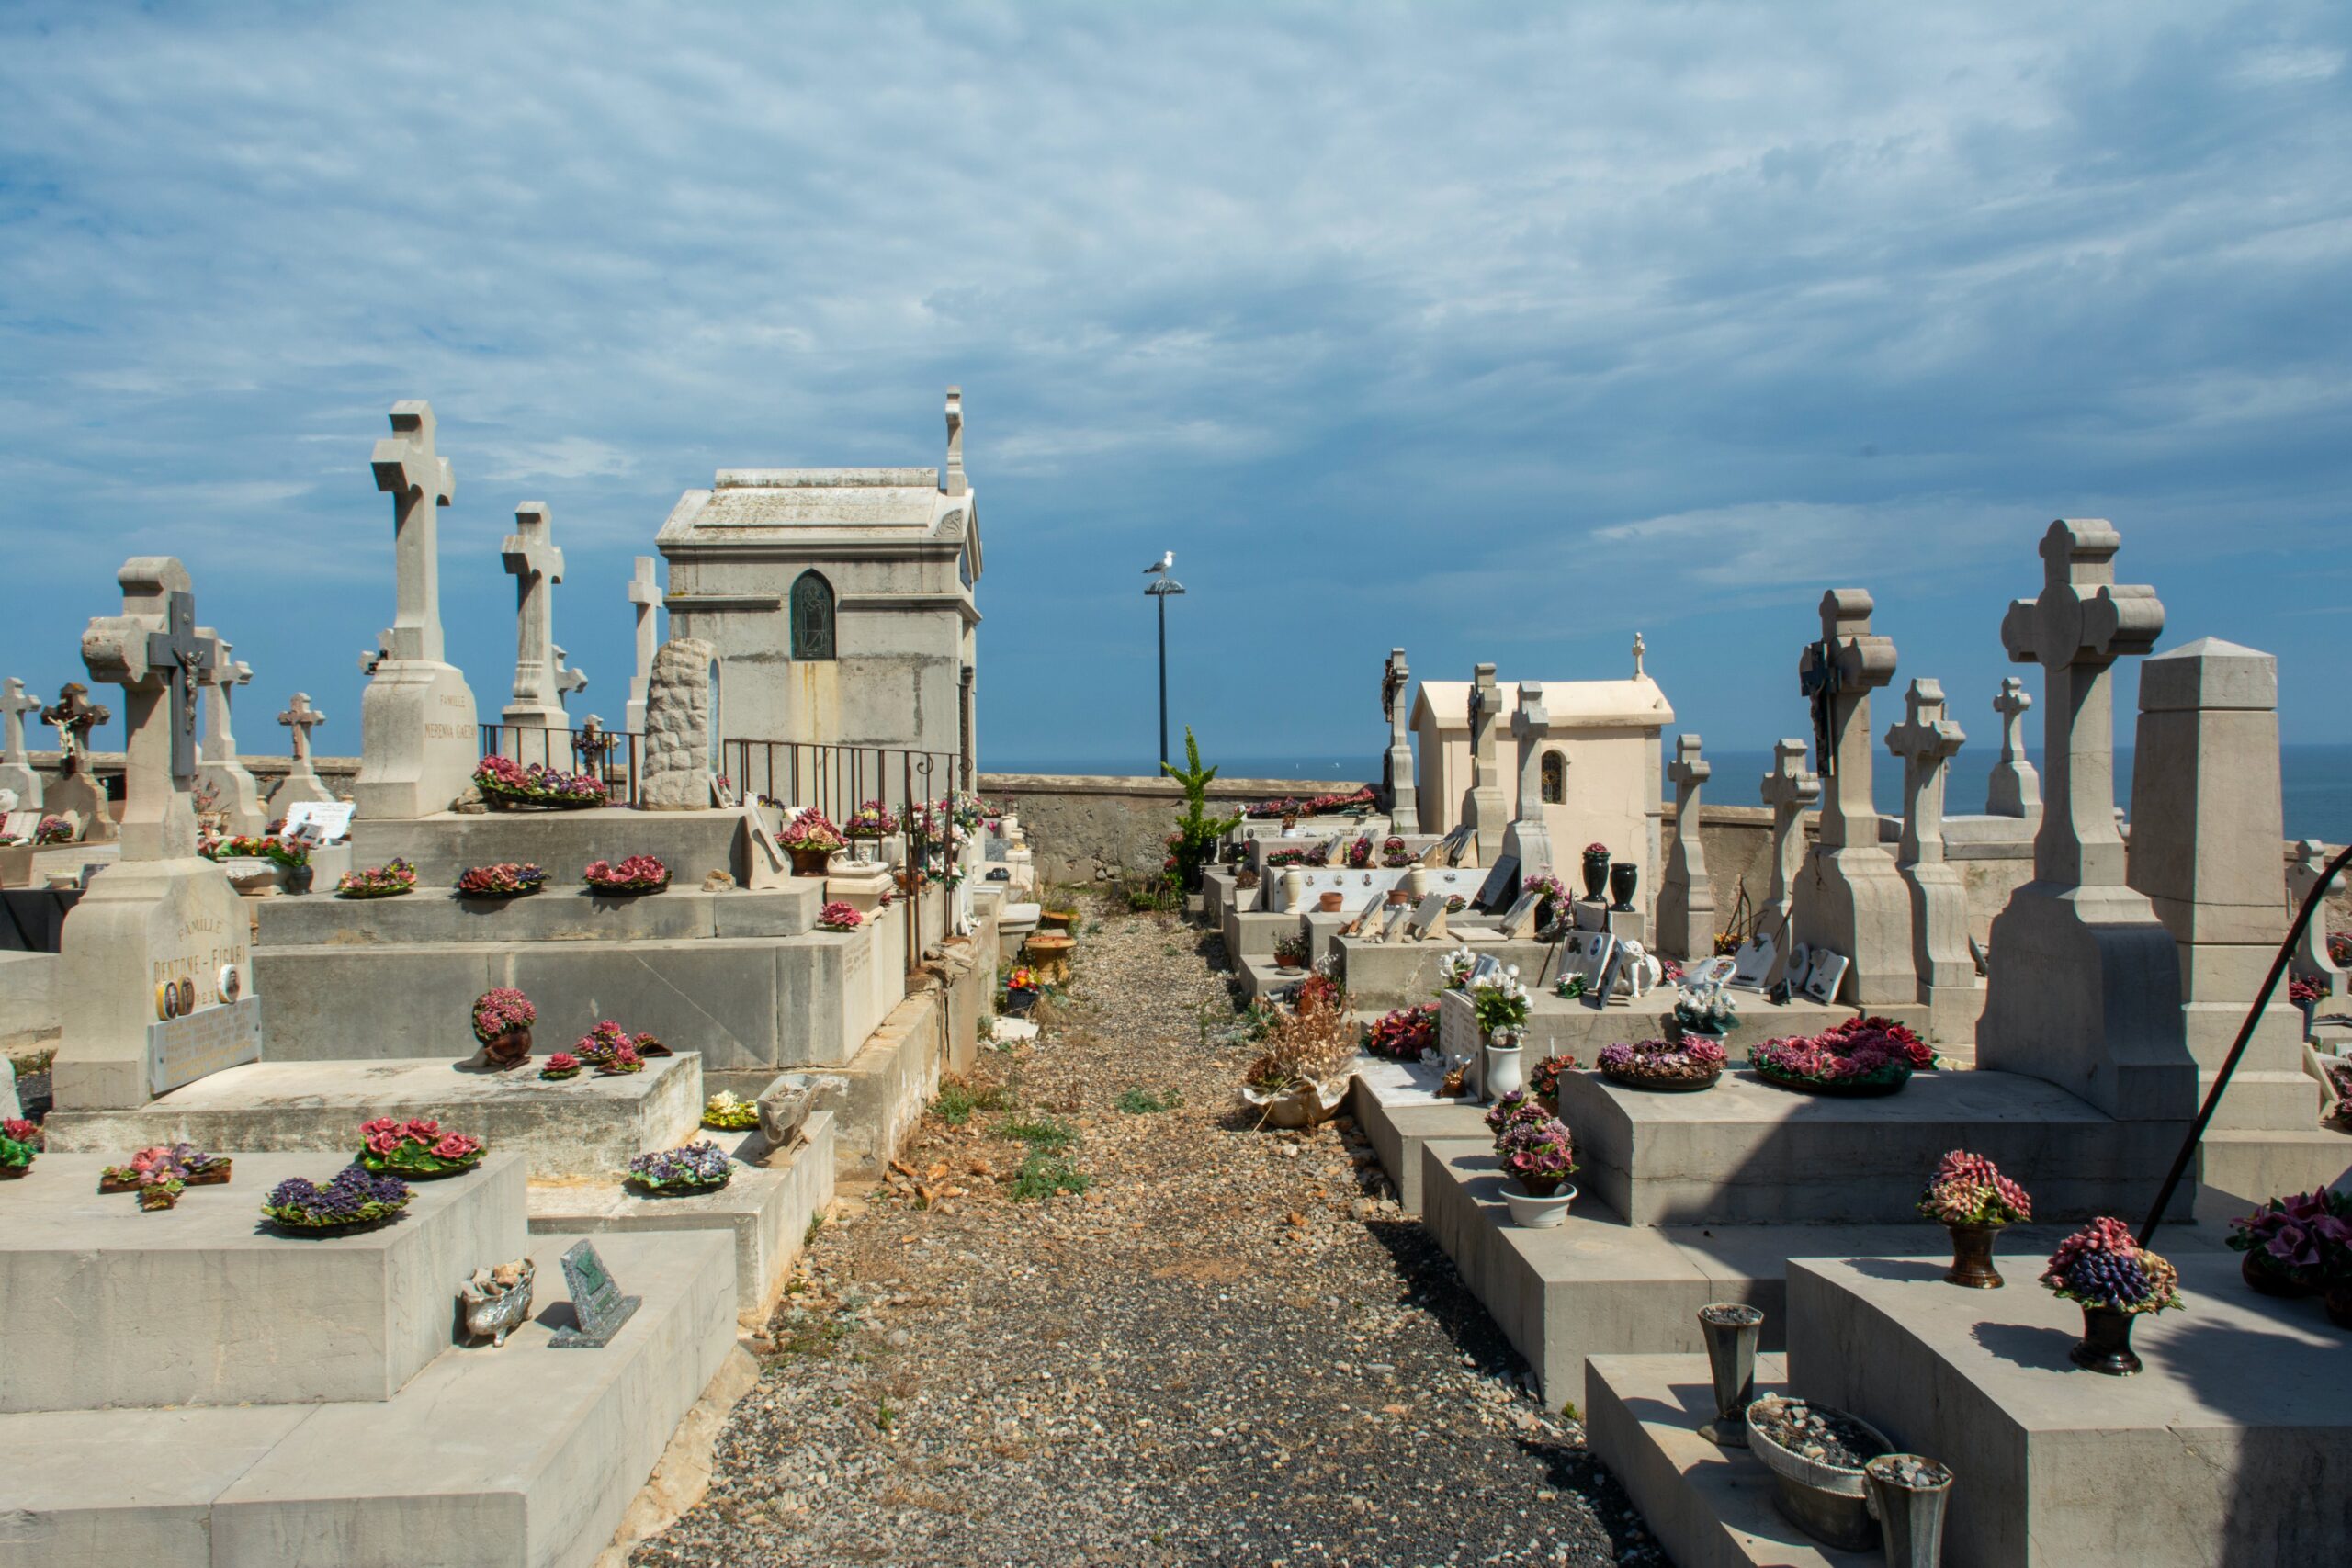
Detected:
[1157,589,1170,768]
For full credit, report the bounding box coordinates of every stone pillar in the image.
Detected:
[626,555,663,736]
[0,676,41,809]
[1658,734,1716,959]
[51,558,251,1111]
[1986,676,2042,818]
[1501,681,1555,879]
[1383,648,1419,835]
[267,693,338,816]
[194,632,266,835]
[499,502,582,767]
[1978,520,2190,1122]
[641,638,718,810]
[2287,840,2346,1004]
[1792,590,1915,1007]
[1757,739,1819,986]
[1464,662,1507,866]
[1885,680,1976,1042]
[356,400,481,818]
[2127,638,2310,1131]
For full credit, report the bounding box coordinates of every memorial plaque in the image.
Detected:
[1728,935,1776,991]
[1,809,35,840]
[1405,891,1449,942]
[551,1239,642,1348]
[1594,947,1628,1009]
[1802,948,1849,1007]
[1378,903,1413,942]
[1474,853,1520,912]
[1467,953,1503,987]
[1497,889,1543,940]
[282,801,355,843]
[145,996,263,1097]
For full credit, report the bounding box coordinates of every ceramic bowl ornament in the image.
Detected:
[469,987,537,1071]
[458,1258,537,1347]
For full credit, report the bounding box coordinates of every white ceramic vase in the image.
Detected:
[1484,1040,1525,1102]
[1502,1179,1577,1228]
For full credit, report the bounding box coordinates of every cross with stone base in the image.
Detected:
[576,715,618,776]
[1,677,38,765]
[143,588,214,784]
[82,558,207,860]
[1987,675,2041,818]
[370,400,456,665]
[627,556,663,732]
[41,682,111,774]
[552,644,588,704]
[198,635,253,761]
[1795,590,1896,848]
[1884,679,1965,866]
[279,693,324,761]
[1999,519,2165,889]
[1757,738,1819,934]
[503,502,565,705]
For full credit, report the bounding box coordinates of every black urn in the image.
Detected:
[1608,860,1639,912]
[1580,849,1611,901]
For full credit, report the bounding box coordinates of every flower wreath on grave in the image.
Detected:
[472,754,605,809]
[844,799,899,839]
[1750,1016,1930,1096]
[1262,847,1308,868]
[817,900,864,931]
[335,858,417,898]
[1363,1002,1438,1062]
[99,1143,230,1207]
[32,815,74,845]
[1599,1037,1726,1092]
[263,1165,412,1235]
[627,1140,733,1195]
[455,861,547,897]
[0,1117,42,1177]
[583,854,670,894]
[702,1091,761,1131]
[1380,836,1411,868]
[539,1052,582,1081]
[357,1118,485,1179]
[200,833,308,868]
[2226,1188,2352,1296]
[1525,1052,1580,1110]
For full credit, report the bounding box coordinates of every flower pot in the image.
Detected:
[1484,1042,1525,1102]
[1317,892,1345,914]
[1005,987,1039,1017]
[1608,861,1638,912]
[1385,888,1411,907]
[458,1260,537,1348]
[2240,1249,2312,1298]
[481,1029,533,1071]
[1501,1179,1577,1227]
[1580,851,1611,901]
[285,864,315,895]
[1863,1455,1954,1568]
[787,846,835,877]
[2068,1304,2143,1376]
[1273,953,1304,971]
[1747,1401,1893,1551]
[1696,1303,1765,1446]
[1943,1223,2005,1290]
[1039,910,1077,932]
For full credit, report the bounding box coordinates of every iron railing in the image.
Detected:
[478,722,646,807]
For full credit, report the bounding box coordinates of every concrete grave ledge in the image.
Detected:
[706,988,949,1177]
[1336,935,1565,1009]
[1345,1055,1487,1215]
[343,806,761,889]
[1555,1066,2192,1225]
[529,1111,836,1323]
[2194,1126,2352,1219]
[0,949,60,1052]
[1791,1253,2352,1567]
[0,1152,526,1414]
[254,883,820,946]
[0,1228,736,1568]
[43,1056,701,1180]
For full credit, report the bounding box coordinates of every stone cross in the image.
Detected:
[42,682,110,772]
[370,400,456,665]
[1631,633,1646,678]
[197,636,252,762]
[1465,662,1507,865]
[943,386,967,498]
[626,556,663,733]
[2,677,38,764]
[1885,679,1965,868]
[1999,520,2165,890]
[552,645,588,704]
[503,502,567,710]
[1659,733,1716,959]
[279,693,325,761]
[1511,682,1551,813]
[1797,590,1896,849]
[1383,648,1419,835]
[1986,676,2041,818]
[577,714,618,773]
[81,558,207,860]
[1756,738,1819,943]
[2289,840,2346,998]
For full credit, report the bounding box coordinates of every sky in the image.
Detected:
[1,2,2346,777]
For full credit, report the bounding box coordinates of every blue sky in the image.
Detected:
[1,3,2346,775]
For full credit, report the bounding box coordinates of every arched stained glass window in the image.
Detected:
[790,571,835,660]
[1540,750,1566,805]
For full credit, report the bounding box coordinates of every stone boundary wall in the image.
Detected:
[30,751,365,799]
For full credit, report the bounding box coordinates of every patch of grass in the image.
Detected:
[1009,1150,1091,1201]
[1560,1399,1580,1422]
[876,1401,897,1432]
[766,1312,849,1359]
[1114,1087,1182,1115]
[803,1214,823,1247]
[932,1079,1010,1126]
[1123,874,1182,913]
[999,1116,1077,1152]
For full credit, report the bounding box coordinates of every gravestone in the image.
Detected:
[1885,679,1976,1041]
[626,555,664,735]
[0,676,41,808]
[1985,675,2043,818]
[499,502,582,765]
[2127,638,2310,1130]
[1383,649,1419,835]
[355,400,481,818]
[40,682,113,840]
[2287,840,2345,1001]
[550,1239,642,1348]
[641,637,718,809]
[1406,891,1450,942]
[1793,591,1915,1007]
[1473,853,1520,913]
[194,631,267,835]
[1751,739,1818,987]
[51,558,253,1111]
[1657,733,1715,960]
[1463,663,1507,867]
[1977,520,2192,1122]
[1501,680,1555,879]
[266,691,338,816]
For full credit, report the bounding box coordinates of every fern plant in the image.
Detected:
[1160,727,1243,892]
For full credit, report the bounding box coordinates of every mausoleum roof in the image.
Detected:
[656,467,978,568]
[1414,677,1673,733]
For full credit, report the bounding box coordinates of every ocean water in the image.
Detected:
[985,744,2352,844]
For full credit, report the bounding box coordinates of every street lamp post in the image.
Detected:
[1143,552,1185,768]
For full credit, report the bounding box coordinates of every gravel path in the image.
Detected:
[633,901,1667,1568]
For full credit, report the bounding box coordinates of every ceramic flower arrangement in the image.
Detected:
[1272,931,1312,969]
[1554,972,1588,1000]
[1671,981,1739,1038]
[539,1052,582,1081]
[0,1118,40,1179]
[778,808,846,852]
[1526,1052,1580,1109]
[1262,848,1308,868]
[1005,965,1042,994]
[1917,1150,2032,1228]
[2290,974,2325,1006]
[1345,836,1374,868]
[574,1019,664,1071]
[702,1091,761,1131]
[471,987,537,1048]
[2227,1189,2352,1294]
[336,858,417,898]
[1487,1090,1577,1198]
[1439,946,1478,991]
[1470,968,1530,1038]
[1750,1016,1931,1095]
[583,854,670,894]
[1599,1036,1727,1091]
[844,799,899,839]
[201,833,309,867]
[1363,1003,1438,1061]
[627,1140,734,1195]
[263,1166,411,1232]
[1380,836,1411,867]
[33,815,74,845]
[357,1118,486,1179]
[472,754,605,808]
[2042,1216,2181,1318]
[817,900,864,931]
[455,862,547,897]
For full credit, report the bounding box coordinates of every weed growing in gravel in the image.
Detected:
[1115,1087,1182,1114]
[803,1214,823,1247]
[876,1401,897,1432]
[933,1080,1010,1125]
[1010,1150,1090,1200]
[1000,1116,1078,1151]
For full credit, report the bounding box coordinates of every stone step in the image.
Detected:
[1336,932,1555,1009]
[1585,1352,1871,1568]
[0,1152,527,1414]
[1555,1066,2187,1225]
[0,1227,738,1568]
[2195,1126,2352,1217]
[254,884,820,946]
[1345,1055,1488,1215]
[43,1055,702,1180]
[529,1111,837,1323]
[343,806,759,889]
[1788,1252,2352,1567]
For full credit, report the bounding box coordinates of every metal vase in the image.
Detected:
[1864,1456,1954,1568]
[1942,1223,2004,1289]
[2069,1305,2143,1376]
[1696,1302,1765,1445]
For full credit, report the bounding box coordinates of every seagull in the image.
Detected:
[1144,550,1173,574]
